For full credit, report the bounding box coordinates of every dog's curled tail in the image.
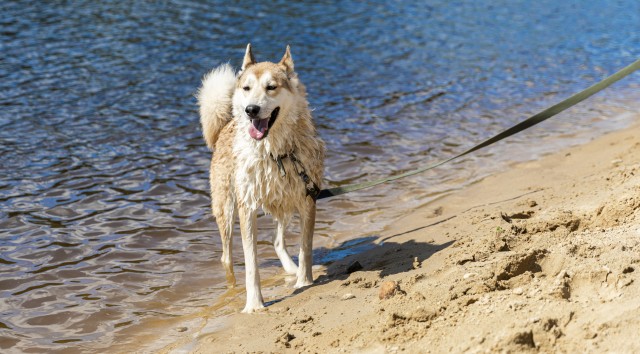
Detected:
[197,63,236,150]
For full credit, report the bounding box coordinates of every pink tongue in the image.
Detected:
[248,118,269,140]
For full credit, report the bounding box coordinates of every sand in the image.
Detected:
[166,117,640,353]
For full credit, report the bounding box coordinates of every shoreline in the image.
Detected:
[164,112,640,353]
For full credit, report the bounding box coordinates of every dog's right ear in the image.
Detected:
[242,43,256,71]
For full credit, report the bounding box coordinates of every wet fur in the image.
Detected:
[197,44,325,313]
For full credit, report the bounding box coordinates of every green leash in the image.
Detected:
[316,58,640,200]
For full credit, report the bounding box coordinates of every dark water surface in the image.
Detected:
[1,0,639,351]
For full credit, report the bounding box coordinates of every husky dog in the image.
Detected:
[197,44,325,313]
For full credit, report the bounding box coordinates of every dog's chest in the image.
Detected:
[234,146,306,215]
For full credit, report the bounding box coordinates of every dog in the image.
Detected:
[197,44,325,313]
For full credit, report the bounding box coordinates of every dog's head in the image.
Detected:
[233,44,299,141]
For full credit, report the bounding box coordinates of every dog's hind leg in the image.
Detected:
[216,197,237,287]
[273,216,298,275]
[295,199,316,288]
[238,205,264,313]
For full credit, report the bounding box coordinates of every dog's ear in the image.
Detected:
[242,43,256,71]
[279,45,294,75]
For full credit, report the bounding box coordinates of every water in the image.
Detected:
[1,0,639,351]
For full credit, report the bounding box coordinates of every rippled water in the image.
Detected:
[1,0,639,352]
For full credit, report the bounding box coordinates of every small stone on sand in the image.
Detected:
[341,293,356,300]
[379,281,399,299]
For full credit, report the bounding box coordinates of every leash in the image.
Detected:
[316,58,640,200]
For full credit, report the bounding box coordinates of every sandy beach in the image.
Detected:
[159,113,640,353]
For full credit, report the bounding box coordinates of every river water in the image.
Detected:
[1,0,639,352]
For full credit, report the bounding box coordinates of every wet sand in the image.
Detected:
[164,115,640,353]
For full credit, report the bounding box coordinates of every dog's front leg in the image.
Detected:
[238,205,264,313]
[274,216,298,275]
[295,199,316,288]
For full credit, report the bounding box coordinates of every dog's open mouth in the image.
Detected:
[248,107,280,140]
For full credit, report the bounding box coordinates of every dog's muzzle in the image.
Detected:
[247,107,280,141]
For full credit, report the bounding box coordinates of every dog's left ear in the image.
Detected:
[242,43,256,71]
[279,45,294,75]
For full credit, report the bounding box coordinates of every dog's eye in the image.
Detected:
[243,86,250,91]
[266,85,277,91]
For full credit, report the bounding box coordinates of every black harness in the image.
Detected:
[270,152,321,201]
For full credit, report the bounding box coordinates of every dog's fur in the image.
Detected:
[197,44,325,313]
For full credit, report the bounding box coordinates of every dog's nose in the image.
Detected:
[245,105,261,118]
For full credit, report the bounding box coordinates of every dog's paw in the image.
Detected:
[241,302,265,314]
[294,279,313,289]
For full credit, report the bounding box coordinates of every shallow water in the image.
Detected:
[1,0,639,352]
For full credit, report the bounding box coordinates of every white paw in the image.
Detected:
[294,279,313,289]
[241,302,265,314]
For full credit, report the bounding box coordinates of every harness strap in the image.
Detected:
[270,152,321,201]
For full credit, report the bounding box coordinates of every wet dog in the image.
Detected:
[197,44,325,313]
